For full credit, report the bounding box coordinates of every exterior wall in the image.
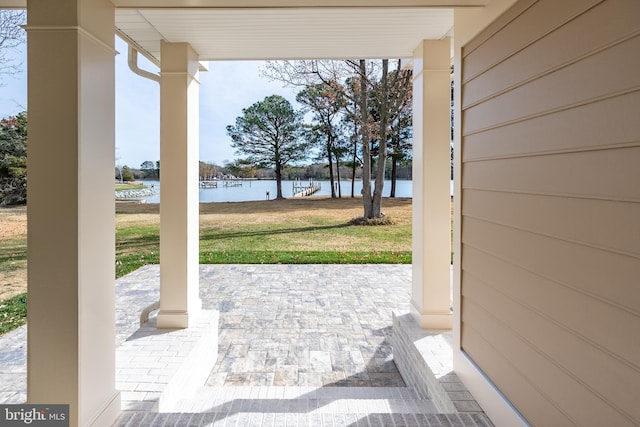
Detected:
[459,0,640,425]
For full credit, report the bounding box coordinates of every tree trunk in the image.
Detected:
[335,153,342,198]
[327,137,336,198]
[359,60,374,219]
[390,156,397,198]
[371,59,390,218]
[351,122,357,198]
[275,160,284,199]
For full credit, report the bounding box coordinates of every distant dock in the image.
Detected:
[200,180,217,188]
[292,180,321,197]
[199,180,243,189]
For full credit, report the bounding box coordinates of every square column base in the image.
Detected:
[157,306,201,329]
[411,301,453,329]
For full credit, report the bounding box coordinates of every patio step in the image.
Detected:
[166,386,437,414]
[115,386,494,426]
[115,411,493,426]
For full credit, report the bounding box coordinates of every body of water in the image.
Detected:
[139,179,428,203]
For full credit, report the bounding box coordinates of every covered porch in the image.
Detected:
[2,0,536,425]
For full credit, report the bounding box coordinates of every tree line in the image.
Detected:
[114,158,411,184]
[115,160,160,182]
[200,159,411,182]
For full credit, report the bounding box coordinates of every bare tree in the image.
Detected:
[0,10,25,80]
[388,102,412,197]
[351,59,412,215]
[372,64,413,198]
[296,82,346,198]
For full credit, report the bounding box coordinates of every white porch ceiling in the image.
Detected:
[1,0,486,62]
[115,7,455,62]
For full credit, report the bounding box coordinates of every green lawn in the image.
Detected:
[115,182,146,191]
[115,199,412,276]
[0,293,26,335]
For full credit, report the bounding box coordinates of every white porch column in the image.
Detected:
[26,0,120,425]
[411,38,453,329]
[157,41,202,328]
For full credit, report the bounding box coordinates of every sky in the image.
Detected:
[0,36,301,169]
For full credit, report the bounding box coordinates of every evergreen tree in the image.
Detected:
[227,95,308,199]
[0,111,27,206]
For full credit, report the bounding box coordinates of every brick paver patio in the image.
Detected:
[0,265,492,426]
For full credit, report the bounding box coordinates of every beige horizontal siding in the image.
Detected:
[460,0,640,424]
[463,90,640,161]
[463,254,640,420]
[461,323,570,426]
[462,298,637,426]
[462,215,640,317]
[462,244,640,368]
[463,190,640,258]
[463,0,640,107]
[461,0,602,81]
[464,34,640,134]
[463,146,640,201]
